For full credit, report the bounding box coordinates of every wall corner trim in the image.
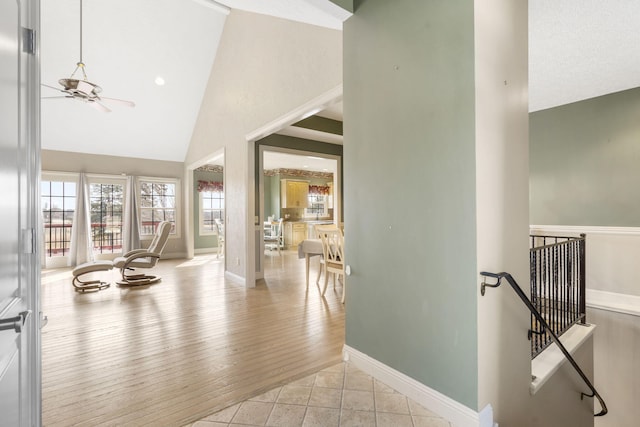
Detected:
[342,345,484,427]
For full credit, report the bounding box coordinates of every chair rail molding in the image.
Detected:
[587,289,640,317]
[530,224,640,236]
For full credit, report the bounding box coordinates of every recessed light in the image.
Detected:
[155,76,165,86]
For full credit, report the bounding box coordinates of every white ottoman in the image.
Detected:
[71,260,114,292]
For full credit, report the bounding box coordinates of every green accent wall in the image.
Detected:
[194,169,223,250]
[264,175,281,220]
[530,87,640,226]
[330,0,353,13]
[344,0,478,408]
[293,116,343,135]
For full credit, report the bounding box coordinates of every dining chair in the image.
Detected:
[264,218,284,254]
[315,225,346,303]
[314,224,344,288]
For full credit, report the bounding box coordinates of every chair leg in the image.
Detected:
[321,268,330,296]
[73,275,110,292]
[315,260,323,286]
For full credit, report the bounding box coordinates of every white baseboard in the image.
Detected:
[342,345,487,427]
[224,270,246,286]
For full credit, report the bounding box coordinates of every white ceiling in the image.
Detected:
[41,1,640,162]
[529,0,640,112]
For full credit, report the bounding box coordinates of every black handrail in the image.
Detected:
[480,271,607,417]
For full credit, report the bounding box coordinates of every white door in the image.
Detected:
[0,0,41,426]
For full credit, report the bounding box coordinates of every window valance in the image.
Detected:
[197,180,224,193]
[308,185,330,196]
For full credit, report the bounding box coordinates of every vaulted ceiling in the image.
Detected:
[40,1,640,162]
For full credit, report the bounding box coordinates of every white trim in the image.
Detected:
[225,270,246,286]
[586,289,640,317]
[303,0,353,21]
[276,126,343,145]
[530,323,596,395]
[85,173,128,183]
[246,84,343,143]
[342,345,484,427]
[190,0,230,15]
[530,224,640,236]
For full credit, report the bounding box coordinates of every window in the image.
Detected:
[139,179,177,236]
[200,190,224,235]
[306,194,328,216]
[41,179,76,257]
[304,184,331,218]
[89,182,123,254]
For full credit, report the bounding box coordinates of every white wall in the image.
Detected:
[474,0,532,424]
[185,10,342,281]
[528,336,595,427]
[589,308,639,427]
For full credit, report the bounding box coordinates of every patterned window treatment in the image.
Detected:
[122,175,141,253]
[68,172,93,266]
[308,185,330,196]
[197,180,223,193]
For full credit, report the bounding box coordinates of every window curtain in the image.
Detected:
[122,175,141,253]
[69,173,93,266]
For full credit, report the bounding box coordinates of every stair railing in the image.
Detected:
[529,234,586,358]
[480,271,607,417]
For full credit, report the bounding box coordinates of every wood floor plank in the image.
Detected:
[41,251,344,426]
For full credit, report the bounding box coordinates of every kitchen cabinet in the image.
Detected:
[281,180,309,209]
[284,221,307,248]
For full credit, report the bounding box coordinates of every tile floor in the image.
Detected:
[190,362,452,427]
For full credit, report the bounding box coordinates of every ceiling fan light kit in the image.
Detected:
[42,0,135,112]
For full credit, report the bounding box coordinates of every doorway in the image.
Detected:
[257,144,341,280]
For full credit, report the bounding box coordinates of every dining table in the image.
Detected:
[297,238,323,287]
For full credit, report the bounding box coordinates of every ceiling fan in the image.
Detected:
[42,0,135,113]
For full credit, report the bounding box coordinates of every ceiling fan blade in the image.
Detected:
[42,83,63,92]
[100,96,135,108]
[41,96,73,99]
[88,100,111,113]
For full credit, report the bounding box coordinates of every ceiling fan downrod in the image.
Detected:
[70,0,88,81]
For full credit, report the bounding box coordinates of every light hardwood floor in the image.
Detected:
[41,250,344,426]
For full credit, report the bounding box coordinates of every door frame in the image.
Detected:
[245,85,343,284]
